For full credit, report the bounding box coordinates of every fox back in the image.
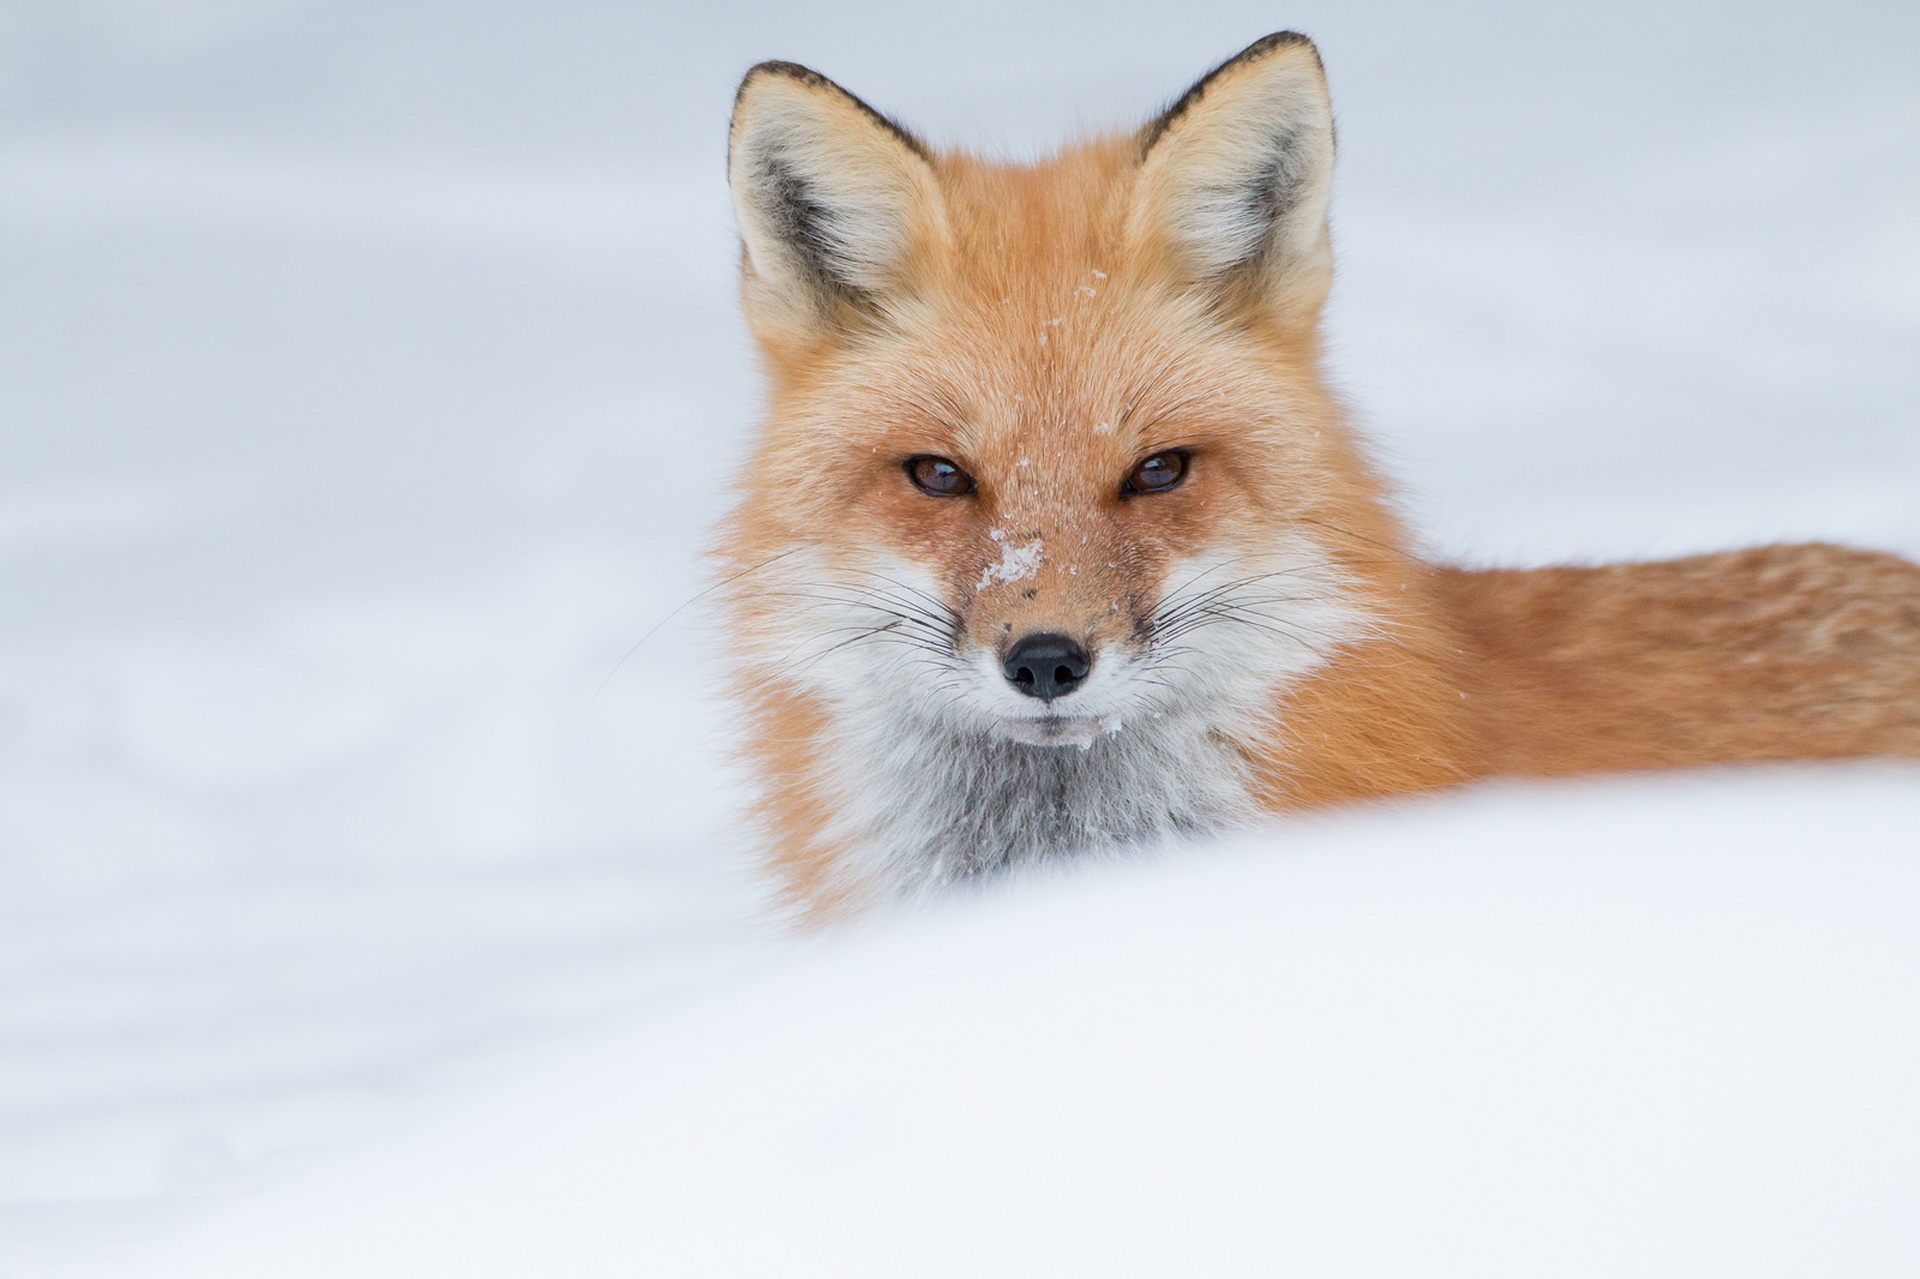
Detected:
[713,36,1920,916]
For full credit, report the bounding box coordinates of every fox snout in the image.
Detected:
[951,529,1159,739]
[1001,632,1093,702]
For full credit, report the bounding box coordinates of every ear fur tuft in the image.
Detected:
[728,61,943,343]
[1138,31,1322,158]
[1129,33,1336,327]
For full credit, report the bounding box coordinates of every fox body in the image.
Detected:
[714,35,1920,916]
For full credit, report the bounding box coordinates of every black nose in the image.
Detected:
[1002,633,1092,702]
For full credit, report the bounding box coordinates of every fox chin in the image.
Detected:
[995,716,1120,749]
[710,34,1920,919]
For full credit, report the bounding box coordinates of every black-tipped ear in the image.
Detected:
[728,62,945,344]
[1128,33,1336,328]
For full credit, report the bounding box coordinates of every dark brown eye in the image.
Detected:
[906,455,975,497]
[1123,449,1189,496]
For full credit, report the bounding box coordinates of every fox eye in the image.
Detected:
[1123,449,1189,496]
[906,455,975,497]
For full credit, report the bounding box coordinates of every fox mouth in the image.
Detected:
[993,711,1122,748]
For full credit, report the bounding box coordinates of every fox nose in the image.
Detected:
[1003,633,1092,702]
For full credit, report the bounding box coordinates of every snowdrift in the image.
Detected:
[85,769,1920,1277]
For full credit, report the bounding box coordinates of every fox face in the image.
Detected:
[736,277,1364,746]
[716,36,1450,911]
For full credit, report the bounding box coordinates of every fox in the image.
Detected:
[713,33,1920,918]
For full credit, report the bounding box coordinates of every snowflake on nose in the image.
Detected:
[979,528,1044,590]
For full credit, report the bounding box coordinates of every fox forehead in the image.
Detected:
[782,310,1212,464]
[765,138,1258,421]
[758,292,1326,540]
[918,140,1140,301]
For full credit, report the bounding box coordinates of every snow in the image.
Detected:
[3,0,1918,1273]
[58,773,1920,1276]
[980,527,1045,589]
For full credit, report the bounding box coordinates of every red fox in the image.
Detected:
[714,33,1920,917]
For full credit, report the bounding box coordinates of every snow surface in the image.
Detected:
[3,0,1918,1273]
[67,773,1920,1277]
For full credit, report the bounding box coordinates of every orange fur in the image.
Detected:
[714,38,1920,917]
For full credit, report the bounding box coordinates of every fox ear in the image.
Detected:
[728,61,944,344]
[1129,33,1336,330]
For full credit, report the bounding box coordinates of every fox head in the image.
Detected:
[717,35,1429,905]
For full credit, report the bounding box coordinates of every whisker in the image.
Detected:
[777,620,910,678]
[1296,517,1436,569]
[592,547,802,705]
